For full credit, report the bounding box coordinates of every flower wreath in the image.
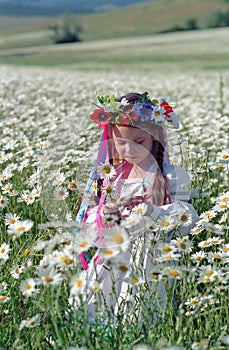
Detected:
[90,92,180,129]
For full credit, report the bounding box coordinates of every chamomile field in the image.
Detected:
[0,27,229,350]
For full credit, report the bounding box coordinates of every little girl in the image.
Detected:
[74,92,198,326]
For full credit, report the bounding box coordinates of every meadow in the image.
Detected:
[0,26,229,349]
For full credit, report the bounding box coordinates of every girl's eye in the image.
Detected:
[136,140,144,144]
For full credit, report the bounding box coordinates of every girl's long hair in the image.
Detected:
[108,92,171,206]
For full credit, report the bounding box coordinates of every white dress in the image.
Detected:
[80,164,199,325]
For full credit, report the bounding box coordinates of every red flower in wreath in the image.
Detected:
[118,113,131,126]
[160,101,173,117]
[90,107,112,128]
[129,109,139,122]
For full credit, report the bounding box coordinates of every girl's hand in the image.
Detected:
[123,196,145,211]
[103,204,121,216]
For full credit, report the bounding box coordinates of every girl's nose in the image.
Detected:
[125,142,136,155]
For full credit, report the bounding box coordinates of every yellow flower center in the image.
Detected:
[103,166,111,174]
[23,249,30,256]
[10,219,16,224]
[220,204,226,209]
[16,226,25,233]
[106,187,112,194]
[76,279,83,288]
[152,274,159,280]
[1,248,5,254]
[206,270,214,276]
[131,277,139,284]
[79,241,88,248]
[119,265,128,272]
[65,259,73,265]
[163,246,171,252]
[45,276,53,283]
[0,295,6,301]
[26,284,32,290]
[180,214,188,222]
[181,243,187,250]
[114,234,123,244]
[222,154,228,159]
[169,269,179,277]
[162,221,169,227]
[104,249,113,255]
[191,299,197,305]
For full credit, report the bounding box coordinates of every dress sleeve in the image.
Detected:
[150,164,199,235]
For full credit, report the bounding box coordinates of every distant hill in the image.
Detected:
[0,0,157,16]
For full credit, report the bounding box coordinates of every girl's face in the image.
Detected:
[112,125,158,166]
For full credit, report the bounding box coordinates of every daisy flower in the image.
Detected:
[19,314,41,330]
[54,186,69,200]
[204,222,223,235]
[144,231,162,249]
[113,259,130,276]
[7,220,34,237]
[2,183,13,194]
[21,260,33,272]
[89,280,102,293]
[0,282,8,292]
[184,297,200,309]
[31,185,42,197]
[122,212,143,230]
[20,278,38,297]
[17,190,28,203]
[4,212,20,226]
[52,172,66,186]
[97,163,116,180]
[99,245,121,260]
[104,226,130,251]
[176,209,193,227]
[102,182,117,201]
[144,216,159,233]
[72,229,96,253]
[156,252,181,263]
[157,215,177,232]
[162,266,183,279]
[200,210,216,220]
[0,295,10,304]
[207,251,224,263]
[53,249,74,269]
[214,200,229,212]
[198,238,213,249]
[148,266,163,283]
[0,243,11,261]
[68,182,78,191]
[0,196,8,208]
[26,192,36,205]
[198,265,219,283]
[171,237,193,253]
[190,226,204,236]
[10,265,23,279]
[211,236,224,246]
[190,251,207,263]
[217,149,229,163]
[69,273,85,296]
[191,340,208,350]
[131,202,148,216]
[127,273,144,286]
[151,106,166,122]
[36,266,63,287]
[158,242,176,254]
